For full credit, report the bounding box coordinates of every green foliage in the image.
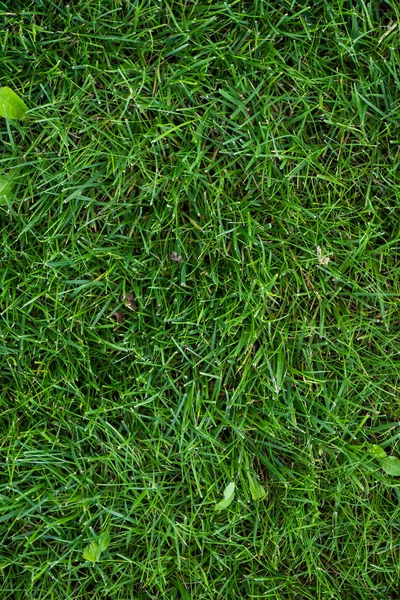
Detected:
[379,456,400,477]
[368,444,387,459]
[97,532,111,552]
[214,482,235,511]
[82,532,111,562]
[0,175,14,204]
[0,87,28,120]
[82,541,102,563]
[367,444,400,475]
[246,472,267,502]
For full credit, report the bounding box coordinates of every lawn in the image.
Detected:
[1,0,400,598]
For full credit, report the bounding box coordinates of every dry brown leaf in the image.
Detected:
[317,246,330,266]
[122,293,136,310]
[170,251,183,263]
[111,310,125,323]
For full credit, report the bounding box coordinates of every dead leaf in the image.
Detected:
[170,252,183,263]
[111,310,125,323]
[122,293,136,310]
[316,246,330,266]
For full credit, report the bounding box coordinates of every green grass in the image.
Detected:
[1,0,400,597]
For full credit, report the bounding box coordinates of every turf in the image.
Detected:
[1,0,400,598]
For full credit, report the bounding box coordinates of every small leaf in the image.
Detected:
[98,532,111,552]
[214,481,235,511]
[0,175,14,205]
[82,541,102,563]
[247,472,266,501]
[380,456,400,476]
[0,87,28,120]
[368,444,387,459]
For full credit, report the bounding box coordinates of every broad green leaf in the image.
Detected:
[0,87,28,120]
[368,444,387,459]
[82,541,102,563]
[214,481,235,511]
[0,176,14,204]
[98,532,111,552]
[247,472,266,501]
[380,456,400,476]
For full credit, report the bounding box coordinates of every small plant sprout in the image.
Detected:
[82,532,111,563]
[368,444,400,476]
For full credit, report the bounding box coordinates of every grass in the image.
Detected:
[1,0,400,597]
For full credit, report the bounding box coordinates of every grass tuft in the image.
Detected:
[1,1,400,598]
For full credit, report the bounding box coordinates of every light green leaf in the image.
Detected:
[214,481,235,511]
[0,175,14,205]
[247,472,266,501]
[380,456,400,476]
[98,532,111,552]
[0,87,28,120]
[368,444,387,459]
[82,541,102,563]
